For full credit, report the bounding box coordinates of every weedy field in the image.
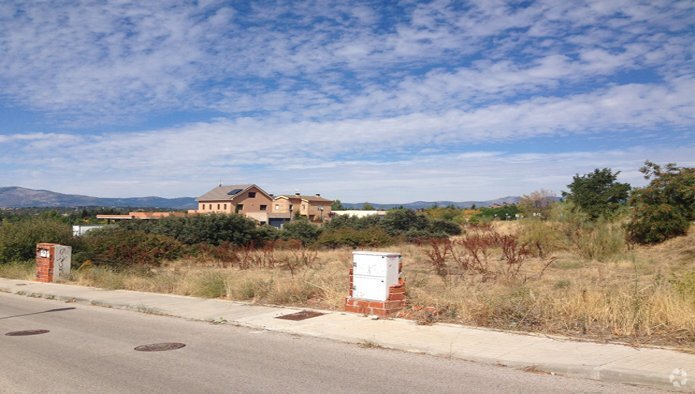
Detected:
[2,222,693,351]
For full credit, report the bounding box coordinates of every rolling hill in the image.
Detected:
[0,187,197,209]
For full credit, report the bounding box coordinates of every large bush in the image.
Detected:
[317,226,393,248]
[120,214,263,246]
[0,218,73,263]
[473,205,520,222]
[322,209,461,247]
[81,228,184,268]
[627,162,694,244]
[428,219,462,236]
[380,209,429,235]
[281,219,322,246]
[323,214,382,231]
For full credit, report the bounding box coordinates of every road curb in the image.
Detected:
[1,279,692,392]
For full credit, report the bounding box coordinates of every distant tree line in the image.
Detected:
[0,161,691,269]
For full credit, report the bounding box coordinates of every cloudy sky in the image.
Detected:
[0,1,693,203]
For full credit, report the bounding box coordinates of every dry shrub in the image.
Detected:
[268,279,320,305]
[189,271,227,298]
[572,220,626,261]
[0,261,34,280]
[424,228,543,282]
[72,266,126,289]
[189,240,319,277]
[228,278,273,300]
[424,239,451,278]
[518,219,566,257]
[409,224,695,348]
[671,270,695,302]
[547,282,695,343]
[406,270,695,346]
[122,270,180,294]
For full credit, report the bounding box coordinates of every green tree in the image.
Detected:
[627,161,694,244]
[562,168,631,220]
[331,199,344,210]
[362,202,375,210]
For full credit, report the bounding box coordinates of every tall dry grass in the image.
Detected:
[0,261,34,280]
[70,248,352,309]
[44,222,695,350]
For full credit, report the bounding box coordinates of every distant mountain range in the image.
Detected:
[339,197,521,210]
[0,187,197,209]
[0,186,524,210]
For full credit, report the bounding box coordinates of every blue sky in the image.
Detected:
[0,0,693,203]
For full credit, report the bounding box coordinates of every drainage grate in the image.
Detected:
[6,329,50,336]
[275,310,324,321]
[15,283,26,286]
[134,342,186,352]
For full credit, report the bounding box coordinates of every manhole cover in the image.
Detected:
[275,310,324,321]
[134,342,186,352]
[6,329,50,336]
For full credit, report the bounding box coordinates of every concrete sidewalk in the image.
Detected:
[1,277,692,391]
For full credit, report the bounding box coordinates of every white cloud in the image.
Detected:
[0,1,692,202]
[3,135,692,202]
[0,77,692,200]
[0,1,692,123]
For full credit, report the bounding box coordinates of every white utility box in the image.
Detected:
[352,251,401,301]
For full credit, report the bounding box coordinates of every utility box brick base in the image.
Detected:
[345,250,407,317]
[345,278,407,316]
[36,243,72,283]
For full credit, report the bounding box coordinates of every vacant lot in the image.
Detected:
[2,222,694,351]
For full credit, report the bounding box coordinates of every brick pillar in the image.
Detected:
[345,262,407,317]
[36,243,55,283]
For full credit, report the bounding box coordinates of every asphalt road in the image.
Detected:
[0,293,657,393]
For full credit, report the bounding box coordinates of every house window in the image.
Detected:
[260,205,267,211]
[217,204,220,210]
[274,204,279,210]
[208,204,212,210]
[223,204,227,210]
[248,192,256,198]
[236,204,243,213]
